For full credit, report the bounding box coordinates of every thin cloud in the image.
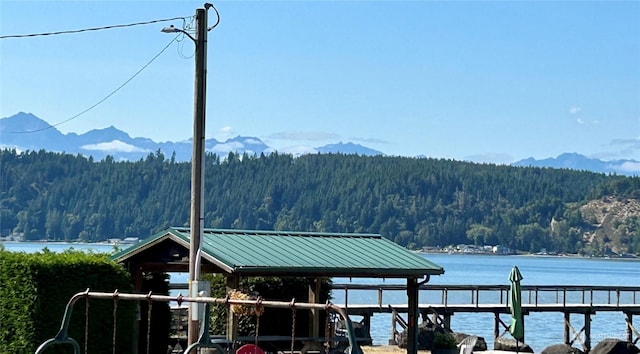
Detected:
[243,138,263,145]
[277,145,318,155]
[209,141,245,154]
[214,126,235,142]
[606,161,640,175]
[569,105,582,115]
[576,118,585,125]
[610,137,640,149]
[591,137,640,161]
[268,131,340,141]
[350,137,390,145]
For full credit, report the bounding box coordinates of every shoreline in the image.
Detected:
[419,251,640,261]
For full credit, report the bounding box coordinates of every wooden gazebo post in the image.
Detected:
[308,277,322,338]
[226,274,240,343]
[406,277,419,354]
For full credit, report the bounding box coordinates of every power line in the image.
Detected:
[0,16,190,39]
[11,34,182,134]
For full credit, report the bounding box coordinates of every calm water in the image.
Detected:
[3,242,638,351]
[333,253,640,351]
[1,241,117,253]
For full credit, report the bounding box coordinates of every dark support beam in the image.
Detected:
[133,263,143,292]
[132,263,142,354]
[494,312,500,346]
[584,313,591,353]
[624,312,640,345]
[407,278,419,354]
[226,274,240,344]
[627,313,632,343]
[564,312,570,345]
[308,277,322,338]
[362,314,371,339]
[443,313,452,330]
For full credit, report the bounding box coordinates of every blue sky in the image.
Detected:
[1,1,639,164]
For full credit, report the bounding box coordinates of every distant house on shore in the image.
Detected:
[492,245,514,254]
[107,237,140,245]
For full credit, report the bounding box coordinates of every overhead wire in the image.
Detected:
[177,17,196,60]
[208,4,221,31]
[4,5,221,134]
[11,34,182,134]
[0,16,190,39]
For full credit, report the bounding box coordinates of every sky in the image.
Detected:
[1,1,639,164]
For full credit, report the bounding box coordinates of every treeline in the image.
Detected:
[1,149,639,253]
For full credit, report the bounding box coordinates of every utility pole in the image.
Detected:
[188,6,208,346]
[161,3,214,349]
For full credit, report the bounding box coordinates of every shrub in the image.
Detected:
[0,249,134,354]
[433,331,457,349]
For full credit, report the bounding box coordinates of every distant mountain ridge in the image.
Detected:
[0,112,382,161]
[2,112,638,176]
[513,153,640,176]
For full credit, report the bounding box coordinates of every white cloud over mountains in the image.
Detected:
[81,140,150,153]
[607,161,640,174]
[210,141,245,155]
[278,145,318,156]
[214,126,235,141]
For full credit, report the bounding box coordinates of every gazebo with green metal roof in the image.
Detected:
[111,227,444,354]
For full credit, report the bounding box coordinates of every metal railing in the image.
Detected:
[35,289,363,354]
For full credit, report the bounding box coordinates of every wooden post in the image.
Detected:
[443,313,452,331]
[494,312,500,345]
[626,313,633,343]
[584,312,591,353]
[564,312,570,345]
[407,278,419,354]
[132,263,143,354]
[389,312,397,345]
[362,313,371,340]
[308,277,321,338]
[226,274,240,344]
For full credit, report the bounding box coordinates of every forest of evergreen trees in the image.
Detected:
[1,149,639,254]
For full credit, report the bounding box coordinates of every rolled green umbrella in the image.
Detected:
[508,266,524,343]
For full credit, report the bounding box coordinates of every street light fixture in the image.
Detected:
[161,25,196,42]
[162,3,217,346]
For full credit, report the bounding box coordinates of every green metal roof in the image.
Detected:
[111,227,444,278]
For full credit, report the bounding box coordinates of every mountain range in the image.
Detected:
[0,112,382,161]
[1,112,638,176]
[512,153,640,176]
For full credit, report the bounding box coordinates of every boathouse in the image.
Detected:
[111,227,444,354]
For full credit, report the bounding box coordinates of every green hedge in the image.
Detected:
[0,249,135,354]
[138,272,171,354]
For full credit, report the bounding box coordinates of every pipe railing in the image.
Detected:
[35,289,363,354]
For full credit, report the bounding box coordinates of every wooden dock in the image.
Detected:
[331,284,640,353]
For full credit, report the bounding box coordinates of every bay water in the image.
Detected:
[332,253,640,351]
[1,241,117,254]
[3,242,638,351]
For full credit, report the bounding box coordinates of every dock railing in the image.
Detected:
[332,283,640,351]
[332,284,640,308]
